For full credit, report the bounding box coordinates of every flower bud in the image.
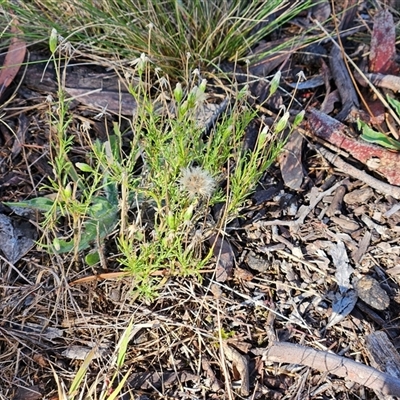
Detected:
[174,82,183,103]
[49,28,58,54]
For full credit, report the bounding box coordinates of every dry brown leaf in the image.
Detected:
[279,130,304,190]
[12,385,42,400]
[0,18,26,99]
[222,342,249,396]
[369,10,398,75]
[209,234,235,282]
[0,213,37,264]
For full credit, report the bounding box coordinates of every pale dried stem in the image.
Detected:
[265,342,400,397]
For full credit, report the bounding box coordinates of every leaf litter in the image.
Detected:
[2,1,400,399]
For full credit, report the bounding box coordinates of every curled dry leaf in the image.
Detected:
[328,241,353,293]
[202,357,223,391]
[279,129,304,190]
[0,213,37,264]
[222,342,250,396]
[62,346,107,360]
[326,290,358,329]
[12,385,42,400]
[209,234,235,282]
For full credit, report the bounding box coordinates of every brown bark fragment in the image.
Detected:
[366,332,400,378]
[308,109,400,186]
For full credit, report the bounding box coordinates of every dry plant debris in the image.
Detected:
[2,1,400,400]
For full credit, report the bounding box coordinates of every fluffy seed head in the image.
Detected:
[179,166,216,199]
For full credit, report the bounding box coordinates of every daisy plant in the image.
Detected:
[6,30,304,298]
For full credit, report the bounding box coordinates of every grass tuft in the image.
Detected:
[4,0,313,79]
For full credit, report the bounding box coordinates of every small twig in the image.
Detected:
[355,72,400,93]
[315,144,400,199]
[275,249,328,277]
[264,342,400,397]
[308,108,400,186]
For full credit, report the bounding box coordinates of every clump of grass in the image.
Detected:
[3,0,313,79]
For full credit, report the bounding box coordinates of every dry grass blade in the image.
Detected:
[50,364,68,400]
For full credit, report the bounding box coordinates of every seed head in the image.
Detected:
[179,166,216,199]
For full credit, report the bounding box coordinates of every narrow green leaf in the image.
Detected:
[116,319,134,369]
[68,347,97,397]
[107,368,132,400]
[5,197,55,212]
[75,162,93,172]
[387,95,400,116]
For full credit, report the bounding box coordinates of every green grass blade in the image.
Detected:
[68,347,98,397]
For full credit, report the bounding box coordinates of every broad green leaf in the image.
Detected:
[53,197,118,253]
[85,251,100,266]
[5,197,55,212]
[358,120,400,151]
